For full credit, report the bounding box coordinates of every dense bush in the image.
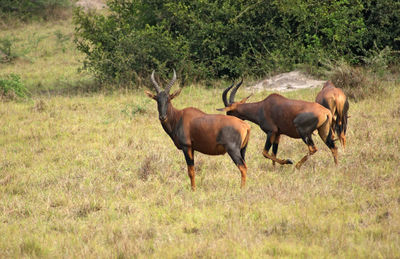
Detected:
[73,0,400,87]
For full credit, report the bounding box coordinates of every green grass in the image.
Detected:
[0,19,93,93]
[1,84,400,258]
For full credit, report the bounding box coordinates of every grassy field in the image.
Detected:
[1,84,400,258]
[0,19,92,93]
[1,18,400,258]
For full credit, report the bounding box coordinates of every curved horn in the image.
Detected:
[151,70,162,94]
[222,82,235,107]
[165,69,177,94]
[229,78,243,104]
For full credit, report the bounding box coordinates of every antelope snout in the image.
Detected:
[159,116,167,122]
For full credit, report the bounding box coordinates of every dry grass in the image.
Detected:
[1,84,400,258]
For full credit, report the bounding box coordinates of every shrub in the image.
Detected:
[0,74,29,101]
[323,59,385,101]
[73,0,400,88]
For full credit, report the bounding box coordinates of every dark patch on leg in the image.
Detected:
[294,113,319,145]
[264,134,273,152]
[272,142,293,164]
[227,148,245,166]
[164,117,188,149]
[324,129,336,149]
[240,143,248,161]
[183,147,196,190]
[272,143,278,156]
[182,147,194,166]
[216,126,242,149]
[342,98,349,135]
[321,98,330,110]
[217,126,245,166]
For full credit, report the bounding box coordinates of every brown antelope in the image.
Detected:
[218,80,338,169]
[145,70,251,190]
[316,81,349,149]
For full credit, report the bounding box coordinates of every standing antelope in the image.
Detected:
[316,81,349,149]
[145,70,251,190]
[218,80,338,169]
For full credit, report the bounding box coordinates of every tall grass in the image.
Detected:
[1,85,400,257]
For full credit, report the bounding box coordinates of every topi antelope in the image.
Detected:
[218,79,338,169]
[145,70,251,190]
[316,81,349,149]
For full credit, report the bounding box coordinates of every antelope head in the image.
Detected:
[145,69,181,122]
[217,78,252,117]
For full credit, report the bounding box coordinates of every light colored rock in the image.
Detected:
[247,71,325,92]
[76,0,106,10]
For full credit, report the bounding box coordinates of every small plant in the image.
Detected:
[0,36,18,63]
[54,30,70,53]
[0,74,29,101]
[121,101,149,119]
[0,36,30,63]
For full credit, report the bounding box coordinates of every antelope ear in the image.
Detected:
[145,90,157,100]
[169,88,182,100]
[239,94,253,104]
[216,106,235,112]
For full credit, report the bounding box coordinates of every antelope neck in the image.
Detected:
[236,102,263,124]
[162,102,181,133]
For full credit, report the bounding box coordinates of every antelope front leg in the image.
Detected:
[262,134,293,165]
[187,165,195,191]
[262,150,293,165]
[183,147,195,191]
[330,146,338,165]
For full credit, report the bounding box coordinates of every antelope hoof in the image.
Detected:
[295,163,302,170]
[286,159,293,164]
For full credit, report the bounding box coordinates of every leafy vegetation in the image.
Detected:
[0,73,29,100]
[0,20,95,93]
[74,0,400,87]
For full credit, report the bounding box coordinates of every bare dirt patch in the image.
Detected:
[76,0,106,10]
[248,71,325,92]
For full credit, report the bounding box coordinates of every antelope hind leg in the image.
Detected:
[295,145,318,169]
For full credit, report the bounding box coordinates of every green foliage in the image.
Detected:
[322,59,385,101]
[0,74,29,101]
[0,34,46,63]
[73,0,400,87]
[121,100,150,118]
[0,36,18,63]
[362,0,400,53]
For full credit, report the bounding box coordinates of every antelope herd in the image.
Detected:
[146,70,349,190]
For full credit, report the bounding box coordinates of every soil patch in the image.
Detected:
[247,71,325,92]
